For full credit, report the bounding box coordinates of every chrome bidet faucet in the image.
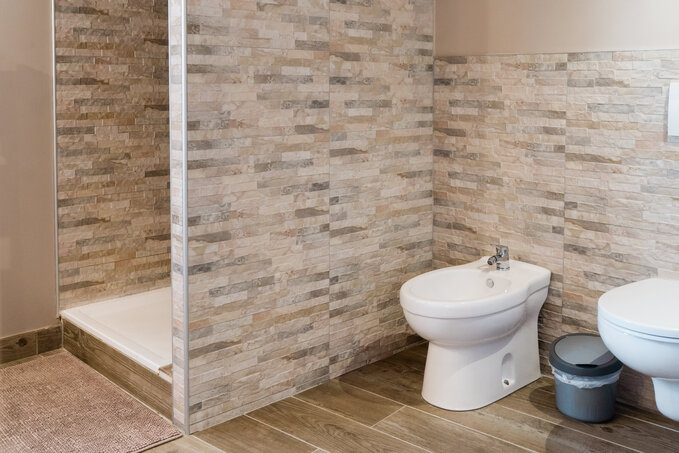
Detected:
[488,244,510,271]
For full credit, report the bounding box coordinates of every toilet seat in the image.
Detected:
[599,316,679,343]
[598,278,679,340]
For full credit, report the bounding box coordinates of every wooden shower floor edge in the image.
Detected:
[63,320,173,420]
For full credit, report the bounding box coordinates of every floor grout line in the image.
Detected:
[338,380,538,453]
[616,412,679,434]
[370,404,406,428]
[244,414,324,452]
[190,435,227,452]
[290,396,433,453]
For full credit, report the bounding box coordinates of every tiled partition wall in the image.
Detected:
[170,0,433,432]
[55,0,170,308]
[433,50,679,412]
[168,0,188,431]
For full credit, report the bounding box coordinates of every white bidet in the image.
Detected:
[400,258,550,410]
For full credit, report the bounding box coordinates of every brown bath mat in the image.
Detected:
[0,351,181,452]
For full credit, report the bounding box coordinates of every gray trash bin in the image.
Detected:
[549,333,623,423]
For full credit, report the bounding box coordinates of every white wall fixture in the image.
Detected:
[669,82,679,137]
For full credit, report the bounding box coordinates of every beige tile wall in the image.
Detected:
[171,0,434,432]
[55,0,170,308]
[328,0,434,376]
[433,50,679,412]
[168,0,187,432]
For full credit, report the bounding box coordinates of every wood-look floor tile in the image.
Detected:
[498,378,679,453]
[195,415,316,453]
[147,436,223,452]
[296,379,403,426]
[374,406,527,453]
[338,355,424,407]
[384,347,427,372]
[408,342,428,358]
[248,397,426,453]
[417,402,635,453]
[616,404,679,434]
[534,377,679,433]
[340,357,631,452]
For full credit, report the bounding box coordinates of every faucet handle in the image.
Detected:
[490,244,508,258]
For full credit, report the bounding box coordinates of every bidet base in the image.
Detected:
[652,378,679,422]
[421,327,541,410]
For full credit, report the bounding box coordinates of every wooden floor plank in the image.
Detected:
[498,378,679,453]
[248,397,426,453]
[616,404,679,434]
[417,402,635,453]
[194,415,316,453]
[408,342,428,358]
[296,379,403,426]
[531,377,679,434]
[340,349,633,453]
[147,436,223,452]
[384,347,427,372]
[338,354,425,407]
[374,406,529,453]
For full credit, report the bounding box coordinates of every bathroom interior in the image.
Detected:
[1,0,679,451]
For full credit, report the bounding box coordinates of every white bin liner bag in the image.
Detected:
[551,366,622,389]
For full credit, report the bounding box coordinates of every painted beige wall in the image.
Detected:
[435,0,679,56]
[0,0,57,337]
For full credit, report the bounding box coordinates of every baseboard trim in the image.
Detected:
[0,323,62,364]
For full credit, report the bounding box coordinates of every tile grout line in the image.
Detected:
[616,413,679,434]
[370,404,406,428]
[190,435,227,452]
[337,380,538,453]
[243,414,324,452]
[289,396,433,453]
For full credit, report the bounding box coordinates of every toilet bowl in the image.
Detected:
[598,278,679,421]
[400,258,550,410]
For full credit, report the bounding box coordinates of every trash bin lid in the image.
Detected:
[549,333,622,377]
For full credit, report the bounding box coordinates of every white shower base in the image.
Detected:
[60,287,172,375]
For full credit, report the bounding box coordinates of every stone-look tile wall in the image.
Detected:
[328,0,434,376]
[168,0,187,432]
[434,50,679,412]
[172,0,433,432]
[55,0,170,309]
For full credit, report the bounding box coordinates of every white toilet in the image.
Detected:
[598,278,679,421]
[400,257,550,410]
